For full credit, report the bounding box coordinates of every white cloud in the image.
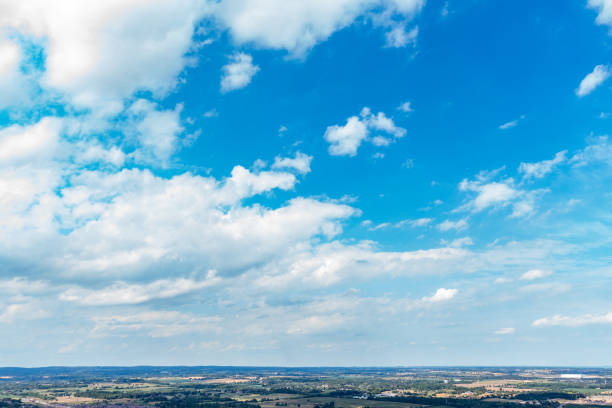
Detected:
[494,327,515,335]
[588,0,612,27]
[0,36,32,109]
[519,151,567,179]
[437,218,468,231]
[397,101,413,112]
[459,179,519,211]
[457,169,548,218]
[570,136,612,167]
[576,64,611,97]
[0,37,19,78]
[0,302,49,323]
[422,287,457,303]
[324,115,369,156]
[254,242,468,289]
[385,24,418,48]
[398,217,433,227]
[220,52,260,92]
[209,0,424,57]
[0,117,63,163]
[498,115,524,130]
[324,107,406,156]
[271,152,313,174]
[532,312,612,327]
[519,269,552,281]
[0,0,207,111]
[126,99,185,166]
[204,108,219,118]
[59,272,220,305]
[371,135,392,147]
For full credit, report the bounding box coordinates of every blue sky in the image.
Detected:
[1,0,612,366]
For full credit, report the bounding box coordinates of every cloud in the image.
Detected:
[0,302,49,323]
[569,136,612,167]
[125,99,185,166]
[422,288,457,303]
[459,178,519,211]
[494,327,515,335]
[324,107,406,156]
[499,115,524,130]
[576,64,611,97]
[0,117,63,163]
[520,282,570,294]
[59,272,220,305]
[271,152,313,174]
[437,218,468,231]
[397,101,413,112]
[91,310,221,338]
[287,314,346,335]
[324,116,369,156]
[519,269,552,281]
[0,0,207,111]
[208,0,424,57]
[519,151,567,179]
[254,242,468,289]
[0,36,33,109]
[457,169,547,218]
[532,312,612,327]
[220,52,260,92]
[400,217,433,227]
[588,0,612,27]
[385,24,418,48]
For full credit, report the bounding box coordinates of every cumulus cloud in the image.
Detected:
[125,99,185,166]
[209,0,424,57]
[532,312,612,327]
[0,36,33,109]
[324,116,370,156]
[588,0,612,27]
[220,52,260,93]
[324,107,406,156]
[271,152,313,174]
[576,64,611,97]
[0,0,207,111]
[422,288,458,302]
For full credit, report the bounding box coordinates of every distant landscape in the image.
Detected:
[1,367,611,408]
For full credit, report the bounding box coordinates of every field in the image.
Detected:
[0,367,610,408]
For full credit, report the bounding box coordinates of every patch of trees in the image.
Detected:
[372,395,561,408]
[513,393,584,401]
[158,397,262,408]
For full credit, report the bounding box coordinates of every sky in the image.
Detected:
[0,0,612,367]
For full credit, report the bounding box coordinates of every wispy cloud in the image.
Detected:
[576,64,610,97]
